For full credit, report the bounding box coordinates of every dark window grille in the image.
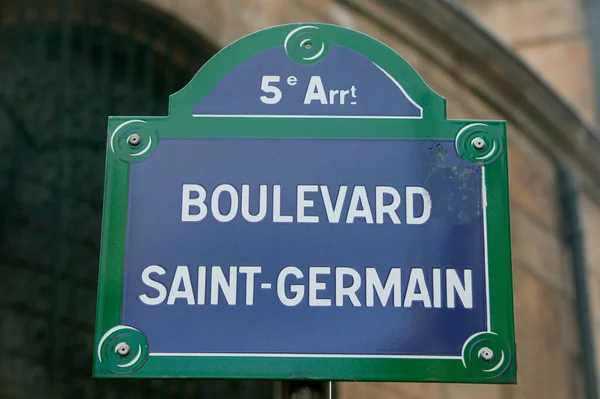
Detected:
[0,0,273,397]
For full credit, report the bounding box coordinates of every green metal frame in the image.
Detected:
[94,23,516,383]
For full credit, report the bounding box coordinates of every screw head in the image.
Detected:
[478,347,494,361]
[471,137,486,151]
[115,342,131,357]
[127,133,141,146]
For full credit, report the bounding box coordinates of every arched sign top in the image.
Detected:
[169,23,446,119]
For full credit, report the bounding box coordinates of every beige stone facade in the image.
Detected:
[461,0,595,123]
[138,0,596,398]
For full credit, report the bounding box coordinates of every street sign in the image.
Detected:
[94,23,516,383]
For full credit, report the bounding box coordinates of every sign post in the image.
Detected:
[94,23,516,384]
[281,381,330,399]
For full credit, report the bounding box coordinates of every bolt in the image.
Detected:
[127,133,141,146]
[116,342,131,357]
[478,347,494,361]
[471,137,486,151]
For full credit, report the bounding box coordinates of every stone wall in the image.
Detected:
[460,0,594,123]
[140,0,596,398]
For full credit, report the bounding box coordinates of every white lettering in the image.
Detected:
[433,268,442,308]
[404,268,432,307]
[277,266,304,306]
[241,184,267,222]
[303,76,328,104]
[167,266,195,305]
[406,186,432,224]
[273,185,293,222]
[139,265,167,305]
[260,76,282,104]
[346,186,374,223]
[335,267,361,306]
[375,186,401,224]
[180,184,432,225]
[297,185,319,223]
[287,76,297,86]
[321,186,347,223]
[366,268,401,307]
[340,89,350,104]
[211,266,237,305]
[211,184,239,222]
[139,265,474,310]
[239,266,261,305]
[447,269,473,308]
[181,184,208,222]
[309,267,331,306]
[197,266,206,305]
[329,89,339,104]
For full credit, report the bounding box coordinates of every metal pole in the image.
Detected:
[280,381,332,399]
[557,163,599,399]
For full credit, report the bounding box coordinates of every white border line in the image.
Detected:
[191,114,422,119]
[149,353,461,360]
[372,63,423,117]
[482,166,491,332]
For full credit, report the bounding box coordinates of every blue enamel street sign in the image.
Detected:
[94,23,516,383]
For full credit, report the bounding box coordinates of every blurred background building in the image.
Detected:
[0,0,599,398]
